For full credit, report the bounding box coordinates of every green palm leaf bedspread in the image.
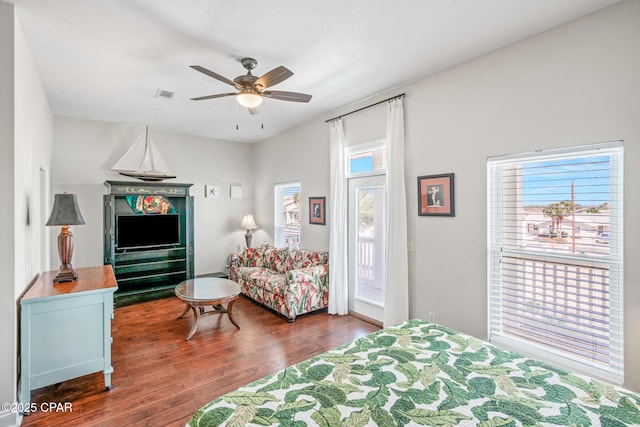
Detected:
[187,319,640,426]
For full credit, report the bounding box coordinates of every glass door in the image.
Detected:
[348,175,386,322]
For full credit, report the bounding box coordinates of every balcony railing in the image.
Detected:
[500,253,611,365]
[357,236,384,303]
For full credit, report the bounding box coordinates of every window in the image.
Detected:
[274,182,301,249]
[347,141,387,177]
[487,141,623,384]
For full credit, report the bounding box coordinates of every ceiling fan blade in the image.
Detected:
[264,91,312,103]
[190,65,238,88]
[254,66,293,89]
[190,93,237,101]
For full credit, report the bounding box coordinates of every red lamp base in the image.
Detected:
[53,269,78,283]
[54,225,78,283]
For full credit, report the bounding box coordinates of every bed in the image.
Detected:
[187,319,640,426]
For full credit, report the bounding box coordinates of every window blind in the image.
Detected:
[274,182,301,249]
[487,141,623,384]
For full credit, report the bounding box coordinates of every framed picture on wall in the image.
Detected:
[309,197,326,225]
[418,173,455,216]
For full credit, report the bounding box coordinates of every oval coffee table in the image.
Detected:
[174,277,241,341]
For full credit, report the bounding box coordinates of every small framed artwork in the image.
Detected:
[204,185,220,198]
[309,196,326,225]
[230,184,243,199]
[418,173,455,216]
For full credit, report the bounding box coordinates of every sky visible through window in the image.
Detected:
[521,155,610,207]
[350,156,374,174]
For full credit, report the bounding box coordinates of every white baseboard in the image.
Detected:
[0,410,21,427]
[348,310,383,327]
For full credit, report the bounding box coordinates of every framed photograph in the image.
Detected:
[418,173,455,216]
[309,196,326,225]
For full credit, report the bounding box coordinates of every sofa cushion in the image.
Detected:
[262,245,291,273]
[238,266,288,294]
[243,246,265,267]
[291,250,329,269]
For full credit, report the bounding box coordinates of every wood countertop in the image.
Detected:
[22,265,118,302]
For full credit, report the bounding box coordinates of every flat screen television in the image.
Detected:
[116,214,180,250]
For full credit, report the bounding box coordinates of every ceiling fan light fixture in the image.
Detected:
[236,91,263,109]
[190,59,311,112]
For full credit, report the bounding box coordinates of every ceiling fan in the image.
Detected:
[190,57,312,114]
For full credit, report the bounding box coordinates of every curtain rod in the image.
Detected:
[325,93,405,123]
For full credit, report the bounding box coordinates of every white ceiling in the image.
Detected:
[10,0,621,143]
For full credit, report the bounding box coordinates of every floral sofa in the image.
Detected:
[228,243,329,322]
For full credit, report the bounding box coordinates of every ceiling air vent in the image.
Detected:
[155,89,175,99]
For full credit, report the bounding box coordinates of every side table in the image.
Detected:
[19,266,118,411]
[175,277,240,340]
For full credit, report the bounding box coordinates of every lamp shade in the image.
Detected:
[240,214,257,230]
[46,193,86,226]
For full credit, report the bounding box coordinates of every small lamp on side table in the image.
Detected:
[46,193,86,283]
[240,214,258,248]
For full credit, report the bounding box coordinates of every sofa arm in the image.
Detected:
[228,252,243,269]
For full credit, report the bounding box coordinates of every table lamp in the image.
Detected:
[240,214,257,248]
[46,193,86,283]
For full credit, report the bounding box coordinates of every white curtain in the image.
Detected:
[384,98,409,327]
[328,119,348,315]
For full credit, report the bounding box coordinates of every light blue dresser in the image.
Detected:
[19,265,118,410]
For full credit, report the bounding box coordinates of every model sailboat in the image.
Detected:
[111,126,176,181]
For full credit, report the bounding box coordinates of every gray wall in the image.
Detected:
[253,1,640,392]
[0,3,54,425]
[0,4,16,422]
[252,119,331,251]
[51,117,255,275]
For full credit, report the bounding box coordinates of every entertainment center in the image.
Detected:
[103,180,194,303]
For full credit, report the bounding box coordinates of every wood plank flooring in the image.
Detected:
[21,295,380,427]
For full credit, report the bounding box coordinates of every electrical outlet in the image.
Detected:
[428,312,436,323]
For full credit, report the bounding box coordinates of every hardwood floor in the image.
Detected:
[21,295,380,427]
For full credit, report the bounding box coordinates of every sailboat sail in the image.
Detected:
[111,127,176,181]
